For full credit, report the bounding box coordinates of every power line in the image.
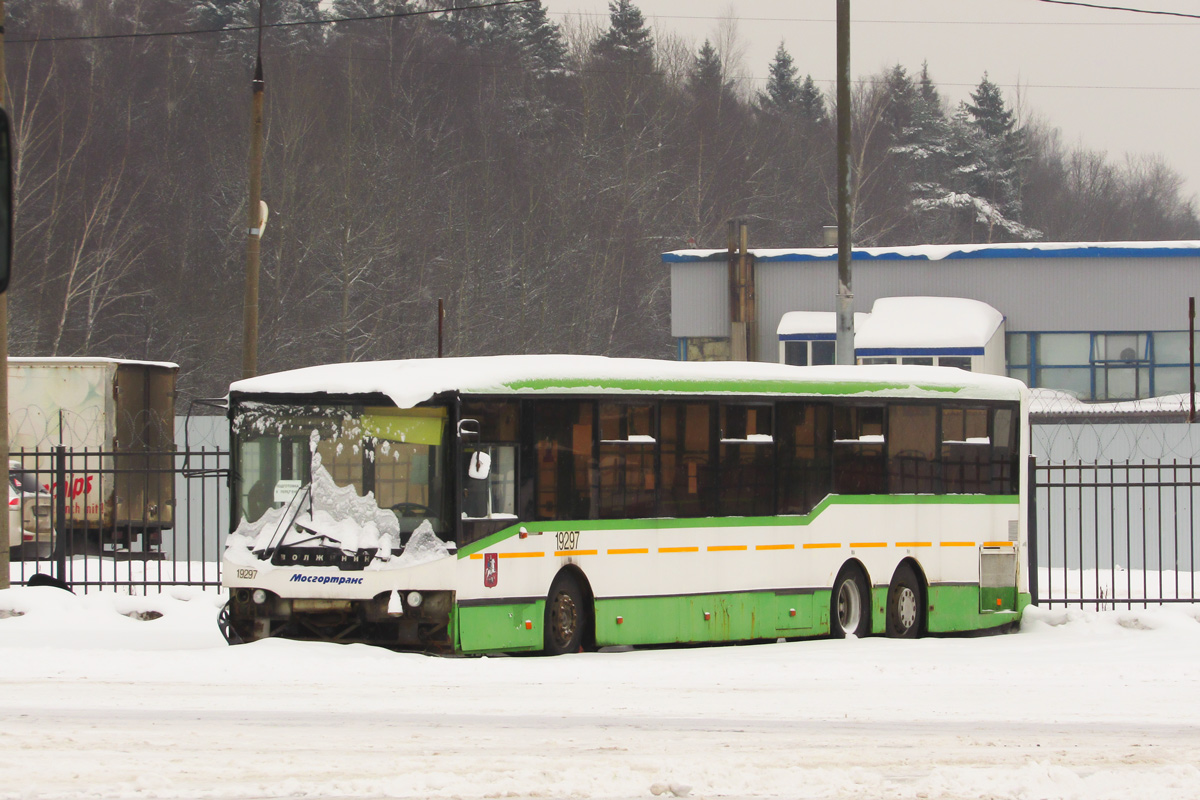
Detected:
[555,10,1196,26]
[5,0,536,45]
[1035,0,1200,19]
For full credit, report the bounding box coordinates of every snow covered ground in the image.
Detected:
[2,587,1200,800]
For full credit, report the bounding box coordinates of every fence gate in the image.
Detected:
[1031,456,1200,608]
[7,446,229,593]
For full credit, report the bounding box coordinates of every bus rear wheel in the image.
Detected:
[886,564,924,639]
[830,566,871,638]
[544,574,587,655]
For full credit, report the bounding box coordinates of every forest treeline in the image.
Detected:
[6,0,1199,402]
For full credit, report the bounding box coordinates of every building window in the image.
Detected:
[1092,333,1150,401]
[812,340,836,366]
[938,356,972,371]
[784,341,808,366]
[782,339,836,367]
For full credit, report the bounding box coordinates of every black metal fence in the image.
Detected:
[1031,455,1200,608]
[7,446,229,593]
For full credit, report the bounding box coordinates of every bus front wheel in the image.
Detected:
[544,574,587,655]
[830,566,871,638]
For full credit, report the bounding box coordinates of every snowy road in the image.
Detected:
[2,588,1200,799]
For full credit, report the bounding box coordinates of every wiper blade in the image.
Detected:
[254,483,312,560]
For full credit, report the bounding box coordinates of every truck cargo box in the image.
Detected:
[8,358,177,545]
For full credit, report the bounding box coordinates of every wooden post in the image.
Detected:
[242,2,265,379]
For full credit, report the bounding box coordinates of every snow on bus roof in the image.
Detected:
[229,355,1025,409]
[662,240,1200,263]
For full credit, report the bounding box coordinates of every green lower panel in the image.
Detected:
[457,601,545,653]
[871,586,888,633]
[925,584,1020,634]
[981,585,1018,613]
[594,591,828,646]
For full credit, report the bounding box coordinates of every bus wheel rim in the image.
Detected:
[551,592,577,645]
[837,580,861,633]
[897,586,917,631]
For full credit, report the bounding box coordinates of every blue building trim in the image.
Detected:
[855,347,985,357]
[779,333,837,342]
[662,244,1200,264]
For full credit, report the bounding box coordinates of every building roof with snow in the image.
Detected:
[853,297,1003,355]
[666,240,1200,402]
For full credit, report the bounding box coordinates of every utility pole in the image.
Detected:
[0,0,9,589]
[242,1,266,379]
[835,0,855,366]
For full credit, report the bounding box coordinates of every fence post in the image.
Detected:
[53,445,67,581]
[1027,454,1039,606]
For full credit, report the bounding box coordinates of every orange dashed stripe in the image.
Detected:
[755,544,795,551]
[983,541,1015,548]
[940,541,976,548]
[708,545,747,552]
[608,548,649,555]
[850,542,887,548]
[895,541,932,548]
[469,553,483,560]
[555,549,598,556]
[803,543,841,549]
[500,551,544,559]
[659,546,699,554]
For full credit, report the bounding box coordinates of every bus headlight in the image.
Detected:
[406,591,423,609]
[252,589,268,605]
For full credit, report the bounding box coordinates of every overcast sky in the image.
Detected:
[545,0,1200,203]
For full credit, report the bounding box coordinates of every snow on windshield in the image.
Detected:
[224,449,451,569]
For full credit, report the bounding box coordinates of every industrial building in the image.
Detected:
[665,241,1200,401]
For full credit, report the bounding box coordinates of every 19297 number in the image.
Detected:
[555,531,580,551]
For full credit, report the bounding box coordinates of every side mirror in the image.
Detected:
[467,450,491,481]
[0,107,11,294]
[457,418,480,444]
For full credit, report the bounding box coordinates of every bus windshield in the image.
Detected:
[232,402,452,543]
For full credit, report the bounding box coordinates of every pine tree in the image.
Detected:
[591,0,654,64]
[966,73,1016,141]
[516,1,568,78]
[796,75,827,125]
[881,64,919,144]
[690,40,726,97]
[758,42,801,113]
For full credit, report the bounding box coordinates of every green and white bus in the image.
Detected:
[220,355,1029,653]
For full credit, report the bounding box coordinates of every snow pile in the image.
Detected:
[3,594,1200,798]
[371,519,451,570]
[0,585,225,650]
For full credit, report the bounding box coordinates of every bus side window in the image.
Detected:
[777,402,831,514]
[659,401,715,518]
[719,403,775,516]
[887,404,938,494]
[942,407,991,493]
[598,403,656,519]
[990,406,1018,494]
[459,402,521,545]
[832,405,886,495]
[526,401,595,521]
